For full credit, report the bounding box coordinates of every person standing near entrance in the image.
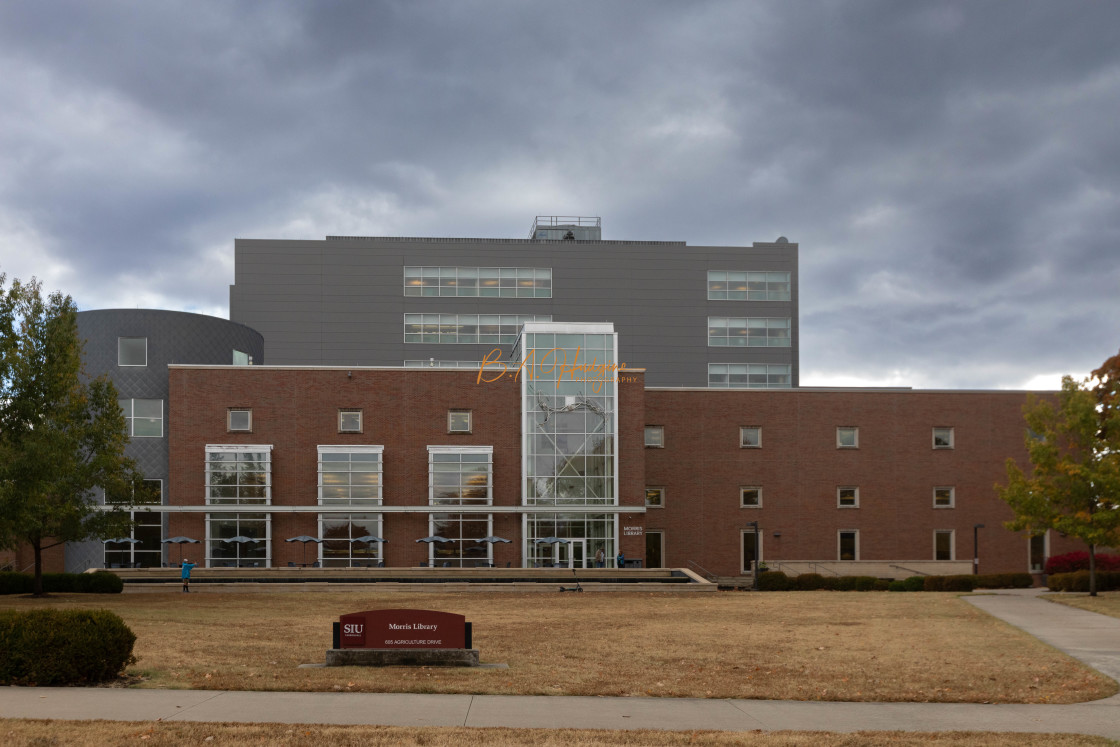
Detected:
[181,558,196,592]
[616,550,625,569]
[595,547,605,568]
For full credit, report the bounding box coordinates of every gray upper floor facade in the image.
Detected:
[229,221,799,388]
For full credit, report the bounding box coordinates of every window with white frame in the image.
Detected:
[644,426,664,448]
[339,409,362,433]
[228,408,252,432]
[403,313,551,344]
[708,363,791,388]
[934,530,954,561]
[837,426,858,448]
[428,512,492,567]
[448,409,472,433]
[429,446,492,506]
[838,486,859,508]
[838,530,859,561]
[118,337,147,366]
[318,446,383,506]
[741,529,762,573]
[320,513,383,567]
[933,427,954,449]
[207,512,269,568]
[740,486,762,508]
[707,317,791,347]
[740,426,761,448]
[645,487,664,508]
[933,486,955,508]
[405,266,552,298]
[708,271,791,301]
[205,445,271,505]
[118,399,163,437]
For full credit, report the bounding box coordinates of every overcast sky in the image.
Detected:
[1,2,1117,390]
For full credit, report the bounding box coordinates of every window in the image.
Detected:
[232,350,251,366]
[645,487,664,508]
[448,409,472,433]
[405,266,552,298]
[708,363,791,388]
[428,446,493,505]
[933,427,954,449]
[228,409,252,432]
[838,487,859,508]
[405,360,486,369]
[933,487,955,508]
[205,446,272,505]
[836,426,858,448]
[103,510,162,569]
[839,530,859,561]
[740,486,762,508]
[118,399,163,437]
[1029,532,1048,573]
[403,313,552,344]
[318,446,383,506]
[740,426,761,448]
[741,529,762,573]
[207,512,268,568]
[707,317,791,347]
[934,530,954,561]
[644,426,664,448]
[320,513,383,567]
[708,271,791,301]
[118,337,147,366]
[339,409,362,433]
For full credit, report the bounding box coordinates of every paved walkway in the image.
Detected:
[1,589,1118,738]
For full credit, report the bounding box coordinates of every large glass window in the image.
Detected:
[118,337,147,366]
[318,446,383,506]
[206,446,271,505]
[104,510,162,568]
[839,530,859,561]
[935,530,954,561]
[708,363,791,388]
[428,513,492,567]
[525,513,614,569]
[404,360,487,369]
[708,271,791,301]
[119,399,163,437]
[319,513,383,567]
[429,447,492,505]
[405,266,552,298]
[207,513,268,567]
[707,317,791,347]
[404,314,551,344]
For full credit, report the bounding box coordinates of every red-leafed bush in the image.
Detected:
[1044,551,1120,575]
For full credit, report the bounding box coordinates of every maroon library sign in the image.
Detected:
[339,609,466,649]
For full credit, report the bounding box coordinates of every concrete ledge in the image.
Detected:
[325,648,480,667]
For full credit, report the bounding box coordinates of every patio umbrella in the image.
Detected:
[350,535,388,567]
[222,536,263,566]
[415,536,453,543]
[534,536,570,544]
[102,537,140,544]
[474,536,511,544]
[162,536,200,564]
[285,535,322,565]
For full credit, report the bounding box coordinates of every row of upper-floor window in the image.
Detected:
[399,268,791,302]
[737,528,958,564]
[117,337,252,367]
[644,425,955,449]
[644,485,957,509]
[116,402,474,438]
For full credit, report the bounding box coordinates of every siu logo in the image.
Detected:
[341,622,365,645]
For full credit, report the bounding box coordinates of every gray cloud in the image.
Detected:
[1,1,1118,388]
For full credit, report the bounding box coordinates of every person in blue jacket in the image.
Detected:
[616,550,625,569]
[181,558,196,592]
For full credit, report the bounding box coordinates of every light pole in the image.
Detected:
[973,524,985,575]
[747,521,759,590]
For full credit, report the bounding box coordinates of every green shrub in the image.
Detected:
[0,609,136,685]
[853,576,878,591]
[888,580,907,592]
[974,573,1034,590]
[833,576,856,591]
[923,576,943,591]
[1048,570,1120,592]
[756,571,792,591]
[903,576,926,592]
[794,573,826,590]
[873,579,891,591]
[941,575,977,592]
[0,572,123,595]
[818,576,840,590]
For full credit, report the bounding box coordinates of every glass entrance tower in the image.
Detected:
[515,322,620,568]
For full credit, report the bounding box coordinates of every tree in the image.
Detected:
[997,371,1120,596]
[0,275,144,595]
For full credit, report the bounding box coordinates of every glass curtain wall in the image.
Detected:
[427,446,493,567]
[317,446,384,567]
[516,323,619,567]
[205,445,272,567]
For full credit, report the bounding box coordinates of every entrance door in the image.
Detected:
[556,540,586,568]
[645,531,663,568]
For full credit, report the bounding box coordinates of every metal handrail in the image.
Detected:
[686,560,718,582]
[809,562,841,576]
[889,564,930,576]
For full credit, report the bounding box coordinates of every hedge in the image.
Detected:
[0,609,136,685]
[0,572,123,595]
[1044,552,1120,575]
[1046,570,1120,592]
[753,572,1033,592]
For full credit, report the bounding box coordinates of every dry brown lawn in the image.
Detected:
[2,591,1114,703]
[0,720,1110,747]
[1046,592,1120,620]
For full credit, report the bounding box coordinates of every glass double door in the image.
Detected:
[541,539,586,568]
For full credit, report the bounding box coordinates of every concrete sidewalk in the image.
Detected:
[1,589,1118,738]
